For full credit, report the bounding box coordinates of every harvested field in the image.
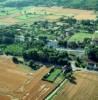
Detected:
[0,55,32,99]
[30,7,96,20]
[0,55,55,100]
[54,71,98,100]
[22,67,55,100]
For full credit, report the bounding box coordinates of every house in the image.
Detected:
[87,62,98,71]
[87,63,95,70]
[64,27,74,37]
[62,65,67,73]
[62,65,72,73]
[95,30,98,34]
[15,35,25,42]
[47,40,58,48]
[94,64,98,71]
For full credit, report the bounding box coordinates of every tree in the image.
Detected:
[68,42,78,49]
[86,45,98,62]
[58,40,67,48]
[83,38,91,46]
[95,2,98,11]
[23,47,69,65]
[12,57,19,64]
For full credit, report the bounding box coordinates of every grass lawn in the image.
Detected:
[46,69,62,82]
[68,33,93,42]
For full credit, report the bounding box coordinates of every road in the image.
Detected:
[56,48,85,54]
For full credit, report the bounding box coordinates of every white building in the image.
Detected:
[15,35,25,42]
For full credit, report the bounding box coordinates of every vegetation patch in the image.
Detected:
[5,44,23,56]
[43,68,62,82]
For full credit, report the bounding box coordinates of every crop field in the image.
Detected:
[0,55,55,100]
[53,71,98,100]
[0,6,96,25]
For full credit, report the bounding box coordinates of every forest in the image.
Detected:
[0,0,98,10]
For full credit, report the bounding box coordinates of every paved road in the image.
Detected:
[56,48,85,53]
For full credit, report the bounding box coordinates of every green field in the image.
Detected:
[46,69,62,82]
[68,33,93,42]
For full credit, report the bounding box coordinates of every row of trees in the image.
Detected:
[23,47,69,65]
[3,0,98,11]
